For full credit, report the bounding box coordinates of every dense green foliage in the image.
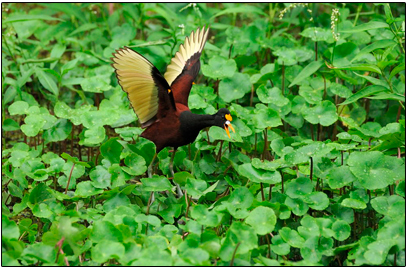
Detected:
[2,3,405,266]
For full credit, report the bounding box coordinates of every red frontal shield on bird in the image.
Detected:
[224,114,235,138]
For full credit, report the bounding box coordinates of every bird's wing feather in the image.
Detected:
[164,27,209,106]
[112,47,175,128]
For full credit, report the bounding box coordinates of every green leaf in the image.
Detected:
[2,214,20,240]
[69,22,98,36]
[341,21,389,33]
[190,204,223,227]
[274,47,314,66]
[363,239,396,265]
[140,175,172,192]
[173,171,193,186]
[353,73,389,89]
[368,92,405,102]
[135,214,161,227]
[300,27,334,42]
[91,240,125,264]
[8,101,29,115]
[252,104,283,129]
[131,246,172,266]
[43,119,72,144]
[63,161,85,179]
[22,243,57,263]
[299,85,323,105]
[238,163,281,184]
[270,235,290,255]
[211,5,267,19]
[225,187,254,216]
[389,62,405,80]
[279,227,305,248]
[35,68,59,96]
[21,114,45,137]
[370,195,405,218]
[331,220,351,241]
[185,177,207,199]
[41,3,86,23]
[245,206,277,235]
[331,64,382,74]
[347,151,403,190]
[74,181,104,197]
[100,138,122,164]
[90,166,111,189]
[123,153,147,176]
[341,85,388,106]
[351,39,397,62]
[285,177,313,198]
[201,56,236,80]
[61,59,79,75]
[29,183,54,204]
[302,101,338,126]
[219,222,258,261]
[341,198,366,209]
[289,60,323,87]
[257,86,289,106]
[82,126,106,146]
[208,125,242,142]
[377,218,404,250]
[127,138,156,166]
[90,220,123,243]
[251,158,281,171]
[180,248,210,265]
[326,166,358,189]
[396,180,405,197]
[3,14,64,23]
[2,118,20,131]
[303,192,329,210]
[60,152,78,164]
[329,82,352,98]
[219,72,251,103]
[81,77,111,93]
[285,197,309,216]
[32,203,54,219]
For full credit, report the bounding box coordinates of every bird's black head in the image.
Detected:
[214,108,235,138]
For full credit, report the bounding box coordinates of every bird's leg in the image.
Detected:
[148,153,158,178]
[148,153,158,205]
[170,147,183,197]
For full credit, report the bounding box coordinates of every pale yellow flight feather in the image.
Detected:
[164,26,209,86]
[112,47,158,126]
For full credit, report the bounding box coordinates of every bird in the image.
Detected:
[111,26,235,195]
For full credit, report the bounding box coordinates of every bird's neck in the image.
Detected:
[180,111,217,132]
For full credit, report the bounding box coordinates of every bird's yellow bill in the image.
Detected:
[224,121,235,138]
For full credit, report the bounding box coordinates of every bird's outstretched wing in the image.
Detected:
[112,47,175,128]
[164,26,209,107]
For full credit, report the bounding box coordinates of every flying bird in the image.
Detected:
[111,27,235,194]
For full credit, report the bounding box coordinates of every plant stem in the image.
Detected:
[230,242,241,266]
[65,163,75,194]
[310,124,315,141]
[70,125,74,155]
[185,190,190,217]
[281,62,285,95]
[262,129,268,160]
[250,85,254,107]
[280,170,284,194]
[310,157,313,182]
[260,183,265,201]
[265,234,271,258]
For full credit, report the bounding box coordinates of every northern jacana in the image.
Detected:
[112,27,235,194]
